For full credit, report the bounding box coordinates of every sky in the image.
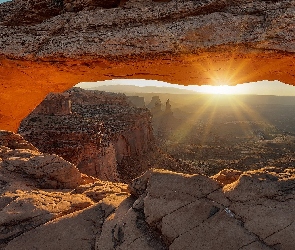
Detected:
[0,0,9,3]
[76,79,295,96]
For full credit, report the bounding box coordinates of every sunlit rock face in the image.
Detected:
[0,0,295,131]
[18,88,155,181]
[1,132,294,249]
[0,130,129,249]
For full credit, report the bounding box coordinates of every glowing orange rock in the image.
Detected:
[1,50,295,132]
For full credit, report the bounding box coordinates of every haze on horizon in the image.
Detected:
[76,79,295,96]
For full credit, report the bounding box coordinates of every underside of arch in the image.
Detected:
[1,48,294,132]
[0,0,295,131]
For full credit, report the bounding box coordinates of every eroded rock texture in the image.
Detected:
[109,168,295,250]
[0,0,295,131]
[18,88,154,182]
[0,131,294,249]
[0,130,86,189]
[0,130,129,249]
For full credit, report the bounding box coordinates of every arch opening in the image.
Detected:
[16,77,295,181]
[74,78,295,176]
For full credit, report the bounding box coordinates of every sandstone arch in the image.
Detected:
[0,0,295,131]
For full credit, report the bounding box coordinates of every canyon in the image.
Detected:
[0,0,295,249]
[18,89,212,183]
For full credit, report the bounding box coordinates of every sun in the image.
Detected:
[196,85,237,95]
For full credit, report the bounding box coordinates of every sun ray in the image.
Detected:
[228,96,255,138]
[199,96,219,146]
[234,97,270,124]
[168,95,214,143]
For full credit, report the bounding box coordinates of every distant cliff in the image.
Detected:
[148,96,179,138]
[18,87,154,182]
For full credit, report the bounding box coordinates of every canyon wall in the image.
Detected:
[0,0,295,131]
[18,87,154,182]
[33,92,72,115]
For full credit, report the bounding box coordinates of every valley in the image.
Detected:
[144,93,295,175]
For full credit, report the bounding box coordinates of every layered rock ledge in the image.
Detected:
[0,130,129,249]
[1,0,295,131]
[18,87,154,182]
[0,131,294,249]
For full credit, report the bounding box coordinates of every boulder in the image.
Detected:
[0,131,129,249]
[212,168,243,185]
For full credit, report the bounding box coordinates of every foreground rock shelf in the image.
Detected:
[0,131,294,249]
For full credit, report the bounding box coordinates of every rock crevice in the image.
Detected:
[0,132,294,249]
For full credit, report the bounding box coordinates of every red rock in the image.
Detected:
[0,130,37,151]
[33,92,72,115]
[212,168,243,185]
[0,0,294,247]
[0,0,295,131]
[0,131,85,189]
[1,133,294,249]
[19,88,155,182]
[0,130,129,249]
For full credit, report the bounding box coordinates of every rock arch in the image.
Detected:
[0,0,295,131]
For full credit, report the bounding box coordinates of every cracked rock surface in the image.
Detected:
[0,131,129,249]
[126,168,295,250]
[0,131,294,249]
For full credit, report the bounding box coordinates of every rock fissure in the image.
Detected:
[264,221,294,240]
[123,235,145,249]
[135,209,169,250]
[237,240,264,250]
[0,212,53,245]
[227,210,276,250]
[111,225,125,248]
[146,187,223,227]
[0,132,294,249]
